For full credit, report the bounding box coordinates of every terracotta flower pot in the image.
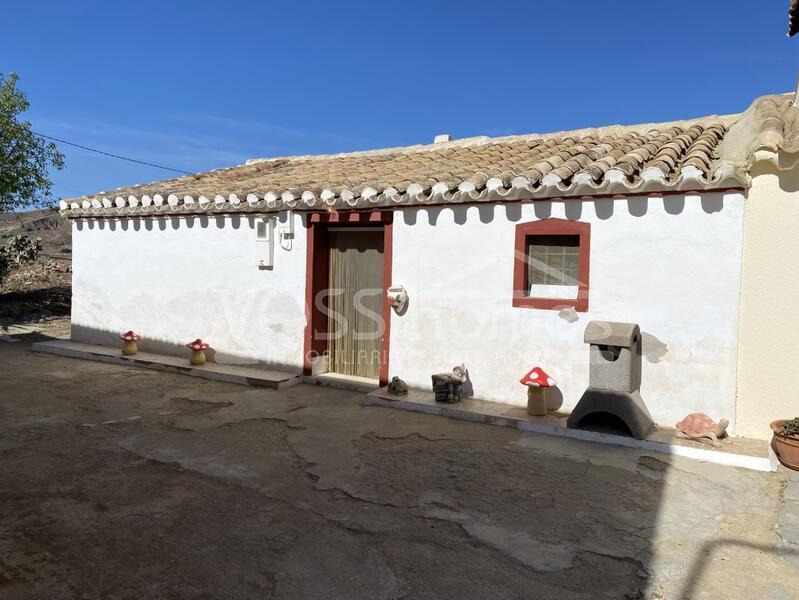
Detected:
[771,420,799,471]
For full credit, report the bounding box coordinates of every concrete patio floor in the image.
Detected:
[1,323,798,599]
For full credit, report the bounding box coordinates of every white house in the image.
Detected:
[59,92,799,441]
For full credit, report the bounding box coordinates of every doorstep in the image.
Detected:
[366,387,777,473]
[31,339,301,389]
[302,372,380,393]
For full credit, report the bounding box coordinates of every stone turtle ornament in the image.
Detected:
[676,413,729,447]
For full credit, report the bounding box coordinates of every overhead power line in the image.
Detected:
[32,132,193,175]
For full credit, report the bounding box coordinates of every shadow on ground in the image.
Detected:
[0,286,71,323]
[0,334,796,599]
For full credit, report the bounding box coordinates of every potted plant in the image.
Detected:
[771,417,799,470]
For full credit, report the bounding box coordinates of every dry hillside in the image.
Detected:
[0,208,72,323]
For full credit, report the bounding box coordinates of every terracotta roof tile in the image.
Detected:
[64,98,793,217]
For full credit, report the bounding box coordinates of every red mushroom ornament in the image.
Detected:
[519,367,556,416]
[120,331,141,356]
[186,339,210,365]
[519,367,556,388]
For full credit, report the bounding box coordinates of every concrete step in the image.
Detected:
[32,339,301,389]
[366,387,777,473]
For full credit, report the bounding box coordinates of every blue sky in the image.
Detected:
[2,1,796,203]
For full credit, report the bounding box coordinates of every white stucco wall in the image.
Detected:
[736,164,799,439]
[70,192,746,430]
[388,193,745,430]
[71,212,307,371]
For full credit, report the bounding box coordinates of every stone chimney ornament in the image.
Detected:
[567,321,654,439]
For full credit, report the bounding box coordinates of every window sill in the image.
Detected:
[512,294,588,312]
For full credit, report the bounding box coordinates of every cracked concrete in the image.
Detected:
[1,328,798,599]
[775,470,799,571]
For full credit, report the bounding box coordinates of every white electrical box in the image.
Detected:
[278,210,294,251]
[254,218,274,268]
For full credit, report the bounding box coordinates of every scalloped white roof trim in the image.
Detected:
[60,163,748,218]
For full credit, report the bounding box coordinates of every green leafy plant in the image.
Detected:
[781,418,799,437]
[0,72,65,212]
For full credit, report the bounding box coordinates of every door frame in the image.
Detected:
[303,210,393,386]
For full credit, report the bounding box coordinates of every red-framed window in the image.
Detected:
[512,218,590,312]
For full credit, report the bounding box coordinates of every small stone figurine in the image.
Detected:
[432,364,467,403]
[387,376,408,395]
[120,331,141,355]
[186,339,210,365]
[676,413,729,447]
